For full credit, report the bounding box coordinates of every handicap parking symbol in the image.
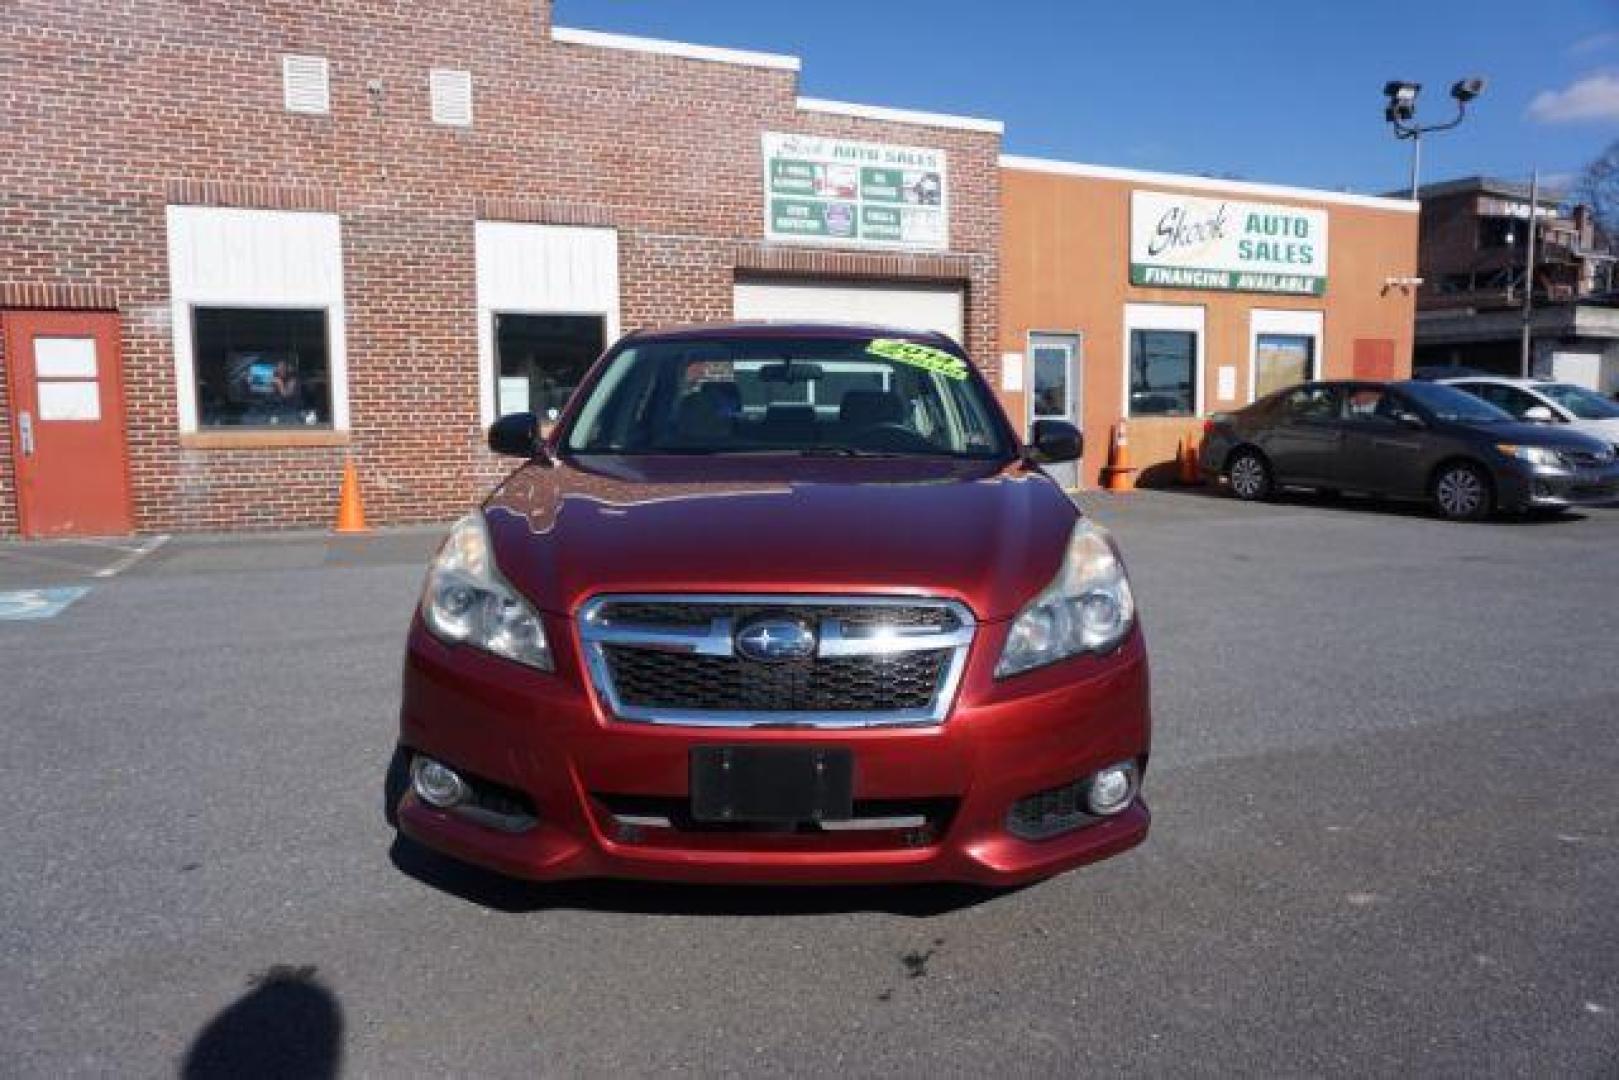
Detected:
[0,587,90,621]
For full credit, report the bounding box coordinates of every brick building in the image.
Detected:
[4,2,1427,536]
[1412,177,1619,391]
[2,1,1001,536]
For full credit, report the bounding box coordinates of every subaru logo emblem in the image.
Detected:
[734,615,817,663]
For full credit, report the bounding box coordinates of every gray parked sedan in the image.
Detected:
[1199,380,1619,520]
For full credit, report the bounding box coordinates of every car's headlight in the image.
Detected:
[1496,444,1561,468]
[420,513,552,671]
[996,520,1136,679]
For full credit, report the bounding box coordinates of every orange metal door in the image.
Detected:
[3,311,134,537]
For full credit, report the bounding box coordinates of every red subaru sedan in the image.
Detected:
[391,323,1150,886]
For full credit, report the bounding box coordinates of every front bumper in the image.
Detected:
[1495,460,1619,511]
[396,615,1151,887]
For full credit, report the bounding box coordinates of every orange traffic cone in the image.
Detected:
[1103,421,1136,492]
[334,456,370,534]
[1178,436,1201,485]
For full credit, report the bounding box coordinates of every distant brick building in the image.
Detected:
[2,1,1001,536]
[1412,177,1619,390]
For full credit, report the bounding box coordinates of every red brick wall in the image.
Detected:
[0,0,1000,534]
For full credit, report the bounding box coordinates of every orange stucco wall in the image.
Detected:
[1000,167,1419,488]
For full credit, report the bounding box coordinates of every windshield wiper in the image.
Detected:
[682,447,908,458]
[791,447,902,458]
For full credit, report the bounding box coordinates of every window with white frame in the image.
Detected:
[475,222,619,426]
[1250,309,1323,400]
[165,206,348,433]
[1124,303,1204,418]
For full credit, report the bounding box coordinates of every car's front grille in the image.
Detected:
[578,594,975,728]
[603,645,951,712]
[1561,447,1616,468]
[593,600,956,632]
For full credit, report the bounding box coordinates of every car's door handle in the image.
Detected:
[18,410,33,456]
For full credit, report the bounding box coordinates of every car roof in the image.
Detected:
[620,320,962,350]
[1437,375,1550,387]
[1287,379,1406,391]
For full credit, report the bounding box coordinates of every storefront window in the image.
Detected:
[1255,333,1315,398]
[191,307,331,428]
[495,314,606,422]
[1128,330,1195,417]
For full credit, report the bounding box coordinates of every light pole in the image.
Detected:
[1520,168,1539,377]
[1383,78,1487,199]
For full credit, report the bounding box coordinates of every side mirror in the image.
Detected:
[1522,405,1555,423]
[1029,419,1083,463]
[488,412,541,458]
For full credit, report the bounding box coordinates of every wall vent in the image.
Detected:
[282,55,331,114]
[430,68,473,127]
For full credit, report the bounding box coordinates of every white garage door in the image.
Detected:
[733,279,964,343]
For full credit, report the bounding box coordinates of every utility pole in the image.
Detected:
[1520,169,1539,378]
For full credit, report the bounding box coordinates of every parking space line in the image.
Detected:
[92,535,169,578]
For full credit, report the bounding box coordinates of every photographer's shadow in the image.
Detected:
[181,965,341,1080]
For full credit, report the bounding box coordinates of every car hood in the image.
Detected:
[1451,419,1616,452]
[1571,416,1619,442]
[481,454,1078,622]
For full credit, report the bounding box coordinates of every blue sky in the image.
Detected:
[556,0,1619,197]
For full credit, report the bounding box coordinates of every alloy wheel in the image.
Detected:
[1230,455,1267,499]
[1435,466,1485,519]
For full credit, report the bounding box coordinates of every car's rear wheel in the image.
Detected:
[1431,461,1492,521]
[1228,449,1273,501]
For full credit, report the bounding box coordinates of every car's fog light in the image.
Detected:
[1086,763,1137,816]
[411,757,470,809]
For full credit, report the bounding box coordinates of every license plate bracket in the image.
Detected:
[690,746,854,824]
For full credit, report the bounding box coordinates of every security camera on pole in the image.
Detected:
[1383,77,1487,199]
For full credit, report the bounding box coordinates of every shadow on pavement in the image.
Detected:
[388,833,1009,918]
[1138,481,1594,526]
[181,965,341,1080]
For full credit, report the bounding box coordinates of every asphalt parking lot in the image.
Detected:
[3,491,1616,1076]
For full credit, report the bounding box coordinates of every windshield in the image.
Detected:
[1538,383,1619,420]
[562,334,1014,458]
[1397,381,1514,424]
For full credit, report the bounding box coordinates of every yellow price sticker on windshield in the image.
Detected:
[866,338,969,381]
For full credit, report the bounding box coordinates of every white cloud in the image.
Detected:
[1570,31,1619,56]
[1527,71,1619,123]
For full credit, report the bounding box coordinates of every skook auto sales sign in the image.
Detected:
[762,133,948,251]
[1130,190,1328,295]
